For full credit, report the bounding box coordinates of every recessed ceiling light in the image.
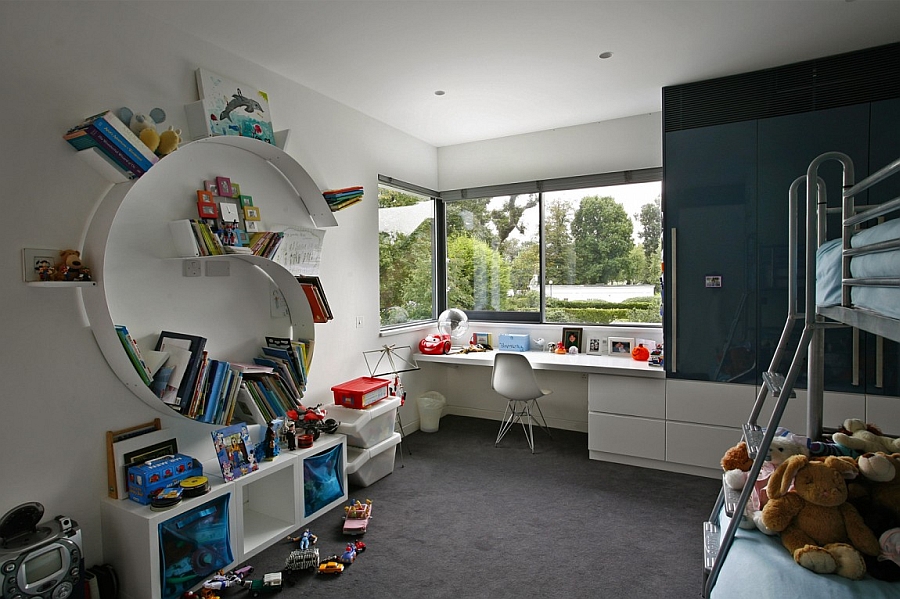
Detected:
[434,90,446,96]
[599,51,613,60]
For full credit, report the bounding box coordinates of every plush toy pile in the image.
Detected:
[720,421,900,581]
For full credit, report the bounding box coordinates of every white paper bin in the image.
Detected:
[345,431,402,487]
[416,392,446,433]
[329,396,400,448]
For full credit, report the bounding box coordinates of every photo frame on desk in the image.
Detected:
[586,336,602,355]
[608,336,634,356]
[562,327,583,353]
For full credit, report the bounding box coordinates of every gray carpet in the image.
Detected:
[222,415,722,598]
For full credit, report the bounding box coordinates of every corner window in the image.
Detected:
[378,182,435,327]
[378,169,661,329]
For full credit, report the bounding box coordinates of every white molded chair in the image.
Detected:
[491,352,552,453]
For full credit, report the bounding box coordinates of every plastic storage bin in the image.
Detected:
[329,396,400,448]
[345,432,401,487]
[416,392,446,433]
[331,376,390,409]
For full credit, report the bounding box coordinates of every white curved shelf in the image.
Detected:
[81,137,329,421]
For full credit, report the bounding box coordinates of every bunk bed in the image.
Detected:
[703,151,900,598]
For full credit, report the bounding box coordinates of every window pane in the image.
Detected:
[543,181,661,325]
[378,185,434,326]
[446,194,540,315]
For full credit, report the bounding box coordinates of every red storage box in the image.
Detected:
[331,376,390,409]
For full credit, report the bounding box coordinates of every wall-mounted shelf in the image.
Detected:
[80,136,332,423]
[26,280,97,287]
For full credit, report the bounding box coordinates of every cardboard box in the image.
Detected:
[498,334,530,352]
[331,376,390,409]
[127,454,202,505]
[330,397,401,448]
[346,432,402,487]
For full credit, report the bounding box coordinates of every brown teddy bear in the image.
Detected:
[53,249,91,281]
[761,454,881,579]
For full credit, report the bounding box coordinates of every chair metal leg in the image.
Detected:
[496,399,549,453]
[495,400,519,446]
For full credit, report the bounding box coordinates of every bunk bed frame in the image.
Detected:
[702,151,900,598]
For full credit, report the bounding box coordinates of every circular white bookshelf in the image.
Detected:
[81,136,334,421]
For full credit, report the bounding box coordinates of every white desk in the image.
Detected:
[415,350,664,378]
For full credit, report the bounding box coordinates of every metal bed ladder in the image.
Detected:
[702,156,855,598]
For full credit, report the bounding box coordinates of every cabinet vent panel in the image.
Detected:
[664,42,900,132]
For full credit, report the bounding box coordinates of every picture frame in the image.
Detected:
[211,423,258,481]
[586,336,602,355]
[562,327,583,353]
[243,205,261,221]
[608,336,635,356]
[245,220,260,233]
[22,247,59,282]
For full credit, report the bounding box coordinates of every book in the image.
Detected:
[64,127,144,178]
[151,344,192,406]
[115,325,153,385]
[68,110,159,170]
[296,275,333,322]
[232,384,268,425]
[154,331,207,411]
[199,360,228,423]
[169,220,201,257]
[186,351,210,418]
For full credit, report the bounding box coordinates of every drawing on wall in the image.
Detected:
[196,68,275,145]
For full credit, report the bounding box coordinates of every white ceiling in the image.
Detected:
[137,0,900,147]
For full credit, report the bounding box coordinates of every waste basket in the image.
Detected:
[416,392,446,433]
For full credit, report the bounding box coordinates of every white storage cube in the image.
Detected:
[346,432,401,487]
[329,396,400,448]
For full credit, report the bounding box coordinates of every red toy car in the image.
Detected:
[418,334,451,355]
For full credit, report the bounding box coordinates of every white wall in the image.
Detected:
[0,0,435,565]
[0,0,662,568]
[437,112,661,189]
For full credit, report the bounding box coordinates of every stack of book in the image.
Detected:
[248,231,284,259]
[322,186,363,211]
[169,219,226,257]
[63,110,159,180]
[296,276,333,323]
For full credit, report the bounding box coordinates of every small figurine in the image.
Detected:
[34,259,54,281]
[283,418,296,451]
[287,528,317,550]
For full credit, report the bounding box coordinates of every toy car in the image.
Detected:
[418,334,451,355]
[244,572,282,596]
[317,561,344,575]
[343,499,372,535]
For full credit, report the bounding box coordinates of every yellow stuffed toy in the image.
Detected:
[761,454,881,579]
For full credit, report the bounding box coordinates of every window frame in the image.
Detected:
[378,168,662,330]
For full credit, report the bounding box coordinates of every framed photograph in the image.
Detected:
[609,336,635,356]
[197,189,218,218]
[245,220,260,233]
[243,206,261,221]
[215,176,233,197]
[204,180,219,194]
[562,327,583,353]
[239,194,253,208]
[22,248,59,282]
[586,336,602,355]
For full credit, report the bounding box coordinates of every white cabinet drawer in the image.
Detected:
[666,421,740,470]
[666,379,755,427]
[867,395,900,436]
[588,374,665,418]
[588,412,665,460]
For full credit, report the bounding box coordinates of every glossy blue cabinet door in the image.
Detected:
[664,121,758,382]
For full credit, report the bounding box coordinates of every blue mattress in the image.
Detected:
[710,510,900,598]
[815,219,900,320]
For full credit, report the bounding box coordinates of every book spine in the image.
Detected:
[300,283,328,323]
[65,127,145,177]
[89,116,157,171]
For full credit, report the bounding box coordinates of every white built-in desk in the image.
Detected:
[415,350,665,378]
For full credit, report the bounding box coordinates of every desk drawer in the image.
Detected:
[588,374,665,418]
[665,421,740,470]
[588,412,665,460]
